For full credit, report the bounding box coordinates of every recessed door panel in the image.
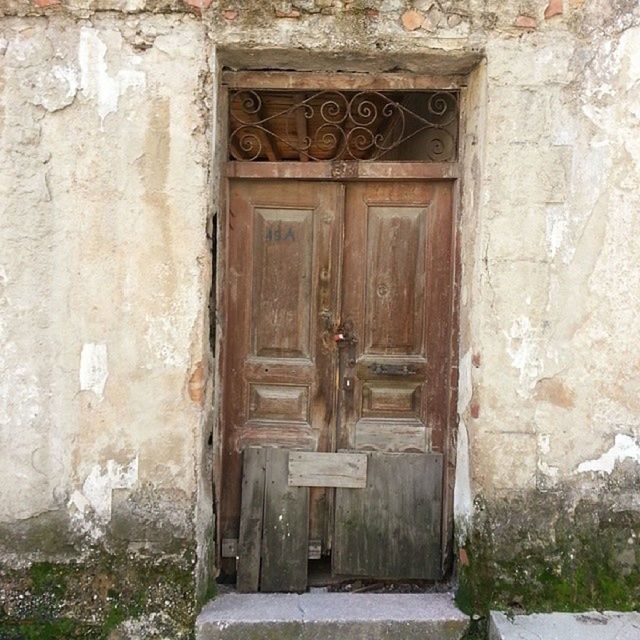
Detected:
[252,207,313,358]
[364,205,426,355]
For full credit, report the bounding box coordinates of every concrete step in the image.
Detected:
[197,592,469,640]
[490,610,640,640]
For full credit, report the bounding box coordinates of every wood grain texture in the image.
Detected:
[354,419,428,453]
[260,448,309,593]
[337,181,454,455]
[221,181,342,546]
[288,452,367,488]
[333,452,443,580]
[236,447,267,593]
[227,161,460,180]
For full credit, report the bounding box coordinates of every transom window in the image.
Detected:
[228,89,459,163]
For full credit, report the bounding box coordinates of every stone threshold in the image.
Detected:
[197,592,469,639]
[490,610,640,640]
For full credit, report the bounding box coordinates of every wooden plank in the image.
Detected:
[226,161,460,180]
[260,448,309,592]
[288,452,367,488]
[236,447,267,593]
[333,452,443,580]
[222,71,466,91]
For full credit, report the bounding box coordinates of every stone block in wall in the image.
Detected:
[486,38,575,87]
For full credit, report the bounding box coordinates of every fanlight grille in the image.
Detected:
[228,90,459,162]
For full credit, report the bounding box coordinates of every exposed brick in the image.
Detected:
[470,402,480,419]
[544,0,563,19]
[514,14,537,29]
[459,548,469,567]
[472,352,481,368]
[275,9,301,18]
[401,9,425,31]
[222,9,238,20]
[33,0,60,6]
[188,362,206,404]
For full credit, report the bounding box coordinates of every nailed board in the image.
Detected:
[236,447,267,593]
[260,448,309,592]
[288,451,367,488]
[333,452,443,580]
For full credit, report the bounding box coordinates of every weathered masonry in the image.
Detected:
[1,0,639,637]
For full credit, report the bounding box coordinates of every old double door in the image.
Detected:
[222,178,454,581]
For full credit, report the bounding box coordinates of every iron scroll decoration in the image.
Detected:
[229,90,459,162]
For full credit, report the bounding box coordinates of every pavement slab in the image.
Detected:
[490,610,640,640]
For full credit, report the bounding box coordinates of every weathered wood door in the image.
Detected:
[337,182,453,456]
[222,178,454,580]
[332,181,453,579]
[221,180,343,554]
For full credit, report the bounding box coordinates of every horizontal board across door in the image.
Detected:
[288,451,368,488]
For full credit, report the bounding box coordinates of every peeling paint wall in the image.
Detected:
[1,0,639,629]
[0,10,212,570]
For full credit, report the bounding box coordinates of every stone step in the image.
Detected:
[197,592,469,640]
[490,610,640,640]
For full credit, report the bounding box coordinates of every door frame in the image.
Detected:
[213,69,466,576]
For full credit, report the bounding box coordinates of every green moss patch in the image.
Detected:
[1,551,196,640]
[456,493,640,617]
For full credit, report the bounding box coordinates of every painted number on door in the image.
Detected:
[266,224,295,242]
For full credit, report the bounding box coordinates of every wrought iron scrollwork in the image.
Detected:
[228,89,458,162]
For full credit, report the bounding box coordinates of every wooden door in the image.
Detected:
[222,178,455,582]
[331,181,454,580]
[221,180,343,554]
[336,181,454,456]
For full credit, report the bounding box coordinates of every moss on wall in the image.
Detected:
[456,490,640,617]
[0,551,197,640]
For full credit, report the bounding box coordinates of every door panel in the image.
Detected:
[337,182,454,455]
[363,205,426,355]
[251,207,313,358]
[222,180,342,548]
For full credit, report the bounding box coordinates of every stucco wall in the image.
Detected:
[0,0,639,634]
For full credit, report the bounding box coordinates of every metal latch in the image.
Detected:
[371,363,418,376]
